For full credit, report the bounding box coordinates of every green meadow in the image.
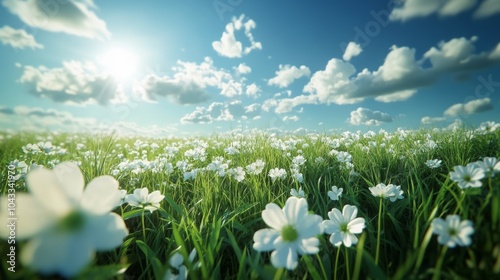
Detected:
[1,125,499,279]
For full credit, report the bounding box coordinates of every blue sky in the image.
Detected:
[0,0,499,136]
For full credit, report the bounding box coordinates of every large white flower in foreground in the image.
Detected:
[322,204,365,247]
[125,187,165,212]
[0,162,128,277]
[253,197,323,270]
[431,215,474,248]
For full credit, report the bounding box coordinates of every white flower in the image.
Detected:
[290,187,305,198]
[449,163,485,189]
[369,183,404,202]
[425,159,442,169]
[268,168,287,182]
[474,157,500,178]
[328,186,343,201]
[125,187,165,212]
[322,204,366,247]
[431,215,474,248]
[164,249,197,280]
[253,197,323,270]
[0,162,128,277]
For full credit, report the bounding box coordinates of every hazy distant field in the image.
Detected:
[1,123,499,279]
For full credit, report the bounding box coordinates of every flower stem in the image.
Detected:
[375,197,383,266]
[345,246,351,280]
[334,247,341,280]
[432,246,448,280]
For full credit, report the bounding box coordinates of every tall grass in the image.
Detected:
[1,126,499,279]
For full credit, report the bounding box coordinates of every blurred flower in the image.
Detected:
[450,163,485,189]
[0,162,128,277]
[253,197,323,270]
[431,215,474,248]
[328,186,343,201]
[268,168,287,182]
[425,159,442,169]
[369,183,404,202]
[473,157,500,178]
[290,187,305,198]
[125,187,165,212]
[322,204,365,247]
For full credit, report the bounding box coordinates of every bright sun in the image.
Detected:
[99,48,138,81]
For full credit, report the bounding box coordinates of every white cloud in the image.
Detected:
[282,115,299,122]
[3,0,110,40]
[0,26,43,49]
[212,14,262,58]
[343,42,363,61]
[135,57,250,103]
[181,101,247,124]
[245,83,261,98]
[421,116,446,124]
[474,0,500,18]
[268,64,311,88]
[443,97,493,116]
[235,63,251,74]
[349,107,393,126]
[18,61,123,105]
[390,0,477,21]
[276,36,500,113]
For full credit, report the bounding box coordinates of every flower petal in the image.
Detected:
[271,246,298,270]
[85,213,129,250]
[0,194,56,240]
[81,176,121,214]
[53,162,84,204]
[253,228,280,252]
[26,166,73,215]
[262,203,287,230]
[283,197,308,224]
[21,231,93,277]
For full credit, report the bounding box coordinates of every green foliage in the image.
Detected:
[0,127,499,279]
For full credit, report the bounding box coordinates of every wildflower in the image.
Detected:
[253,197,323,270]
[322,204,365,247]
[290,187,305,198]
[125,187,165,212]
[425,159,442,169]
[369,183,404,202]
[449,163,485,189]
[164,249,197,280]
[328,186,343,201]
[268,168,287,182]
[0,162,128,277]
[431,215,474,248]
[246,159,265,175]
[474,157,500,178]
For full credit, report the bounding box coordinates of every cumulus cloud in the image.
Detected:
[275,36,500,113]
[135,57,251,103]
[390,0,477,21]
[443,97,493,116]
[421,116,447,124]
[212,14,262,58]
[343,42,363,61]
[18,61,123,105]
[180,101,247,124]
[3,0,110,40]
[268,64,311,88]
[349,107,393,126]
[0,26,43,49]
[474,0,500,18]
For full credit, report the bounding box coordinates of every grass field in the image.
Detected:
[1,123,500,279]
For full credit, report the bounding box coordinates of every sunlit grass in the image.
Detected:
[1,125,499,279]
